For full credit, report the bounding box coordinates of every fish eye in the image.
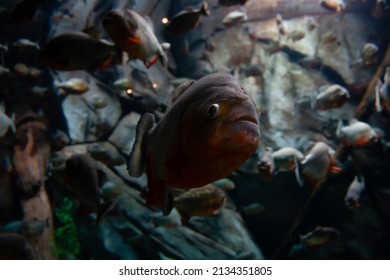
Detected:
[207,104,219,119]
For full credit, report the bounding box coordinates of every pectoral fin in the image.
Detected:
[127,113,155,177]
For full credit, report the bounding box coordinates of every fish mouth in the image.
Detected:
[232,115,258,125]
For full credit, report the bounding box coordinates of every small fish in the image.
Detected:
[173,184,226,222]
[31,86,48,96]
[240,202,265,215]
[272,147,304,186]
[337,120,378,147]
[127,73,260,210]
[218,0,248,6]
[54,78,89,95]
[13,63,30,76]
[113,78,134,90]
[301,142,342,188]
[0,220,48,238]
[12,39,40,51]
[287,30,305,42]
[222,8,247,27]
[65,154,117,226]
[40,31,120,72]
[321,31,338,44]
[165,2,210,36]
[320,0,346,13]
[345,175,365,210]
[28,67,43,78]
[101,181,123,199]
[91,97,108,109]
[362,43,378,68]
[0,65,10,76]
[103,9,169,68]
[0,109,15,137]
[0,233,38,260]
[300,226,341,248]
[211,178,235,191]
[258,147,275,182]
[312,84,350,111]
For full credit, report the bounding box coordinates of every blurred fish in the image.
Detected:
[218,0,248,6]
[173,184,226,222]
[0,43,8,53]
[306,17,318,31]
[0,233,38,259]
[287,30,305,42]
[321,31,338,44]
[300,226,341,248]
[240,202,265,215]
[265,41,284,55]
[301,142,342,188]
[165,2,210,36]
[272,147,304,186]
[362,43,378,68]
[40,31,119,72]
[371,0,389,18]
[0,108,15,137]
[258,147,274,181]
[149,210,182,228]
[0,65,10,76]
[2,0,41,24]
[65,154,117,226]
[297,56,322,69]
[337,120,378,147]
[377,66,390,114]
[101,181,123,199]
[113,78,134,91]
[12,39,40,51]
[13,63,30,76]
[52,129,70,148]
[31,86,48,96]
[211,178,235,191]
[54,78,89,95]
[91,97,108,109]
[222,8,247,27]
[128,73,260,210]
[240,65,263,77]
[275,13,283,25]
[0,154,12,173]
[0,219,48,237]
[28,67,42,78]
[320,0,345,12]
[311,85,350,111]
[103,9,169,68]
[345,175,365,210]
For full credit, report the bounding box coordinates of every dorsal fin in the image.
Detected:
[170,80,195,104]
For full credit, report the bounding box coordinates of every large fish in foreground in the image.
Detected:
[128,73,260,210]
[103,9,170,68]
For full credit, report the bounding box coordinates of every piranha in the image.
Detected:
[311,84,350,111]
[272,147,304,186]
[165,2,210,36]
[127,73,260,210]
[301,141,342,188]
[320,0,346,13]
[54,78,89,95]
[39,31,120,72]
[65,154,117,226]
[337,120,378,147]
[0,233,38,260]
[300,226,341,249]
[172,184,226,222]
[103,9,170,68]
[345,175,365,210]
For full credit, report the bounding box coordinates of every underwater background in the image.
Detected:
[0,0,390,260]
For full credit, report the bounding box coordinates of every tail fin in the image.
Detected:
[200,1,211,16]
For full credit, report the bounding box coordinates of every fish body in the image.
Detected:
[320,0,345,12]
[65,154,116,225]
[211,178,235,191]
[40,32,119,72]
[113,78,134,90]
[345,175,365,209]
[0,220,47,237]
[0,233,38,259]
[165,2,210,36]
[337,120,378,147]
[28,67,43,78]
[173,184,226,222]
[222,9,247,27]
[258,147,275,181]
[12,39,40,51]
[300,227,341,248]
[314,85,350,110]
[272,147,303,171]
[103,9,169,68]
[54,78,89,95]
[301,142,341,188]
[13,63,30,76]
[31,86,48,96]
[241,202,265,215]
[128,73,260,209]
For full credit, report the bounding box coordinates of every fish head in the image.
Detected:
[178,74,260,163]
[103,9,137,41]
